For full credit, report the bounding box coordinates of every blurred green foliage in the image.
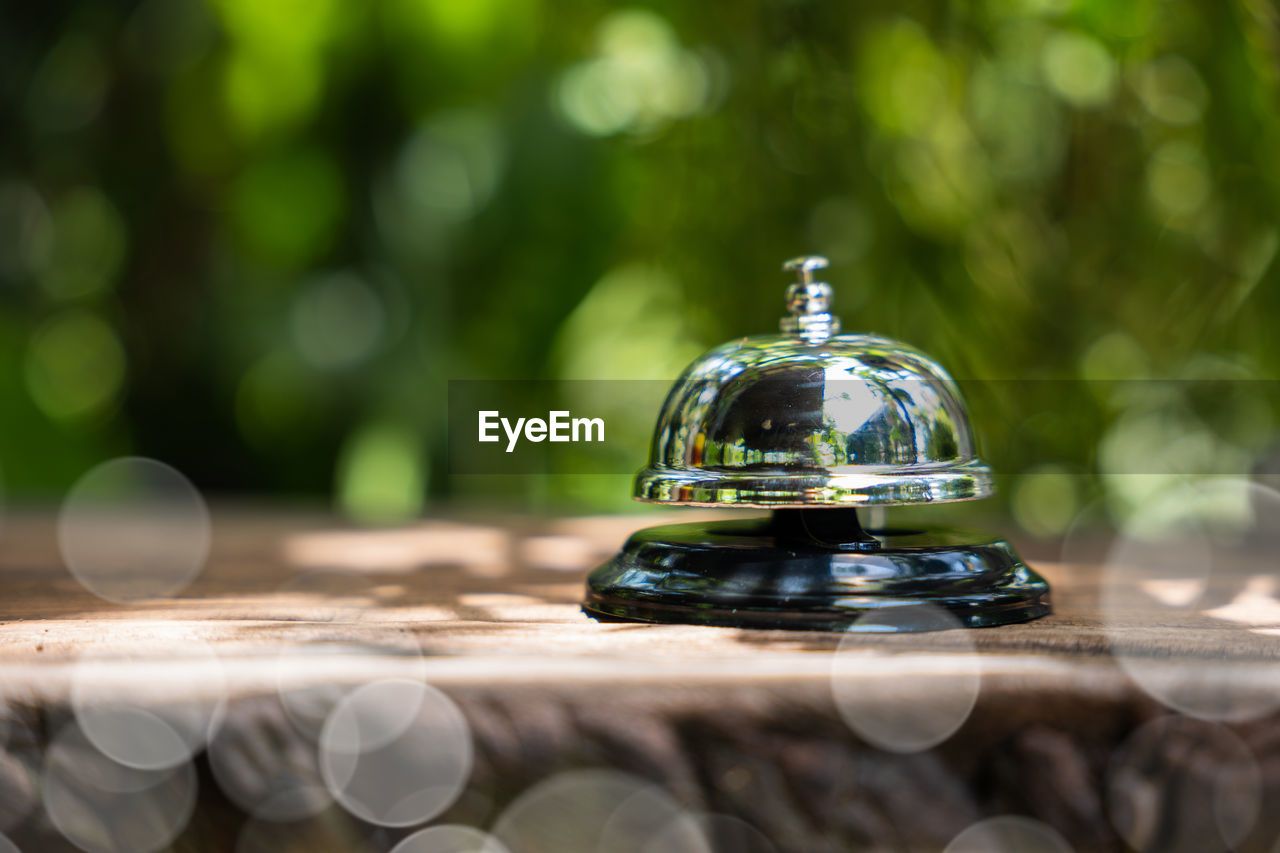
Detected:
[1,0,1278,527]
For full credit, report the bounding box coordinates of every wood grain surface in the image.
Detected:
[0,508,1276,852]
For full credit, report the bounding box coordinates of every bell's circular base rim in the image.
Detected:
[632,461,992,508]
[582,517,1051,632]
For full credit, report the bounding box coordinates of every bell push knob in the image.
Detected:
[779,255,840,340]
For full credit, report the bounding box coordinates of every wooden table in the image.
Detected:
[0,508,1277,853]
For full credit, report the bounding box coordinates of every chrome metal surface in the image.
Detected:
[635,256,990,506]
[588,254,1047,632]
[779,255,840,341]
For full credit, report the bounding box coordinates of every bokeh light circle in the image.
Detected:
[603,786,706,853]
[207,695,331,822]
[43,720,197,853]
[75,707,186,769]
[943,816,1072,853]
[390,825,510,853]
[70,641,227,771]
[274,633,428,744]
[319,678,471,827]
[58,457,211,603]
[1100,478,1280,721]
[1107,715,1259,853]
[492,769,693,853]
[289,270,387,370]
[268,572,428,746]
[831,604,981,753]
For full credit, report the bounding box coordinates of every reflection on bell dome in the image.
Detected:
[635,333,989,507]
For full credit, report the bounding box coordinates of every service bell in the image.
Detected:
[583,255,1051,631]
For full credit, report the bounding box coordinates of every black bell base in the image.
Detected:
[582,510,1051,631]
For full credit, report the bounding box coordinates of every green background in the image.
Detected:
[2,0,1277,532]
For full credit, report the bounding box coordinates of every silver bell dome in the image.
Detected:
[634,256,992,507]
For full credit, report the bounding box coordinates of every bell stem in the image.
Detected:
[770,507,881,551]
